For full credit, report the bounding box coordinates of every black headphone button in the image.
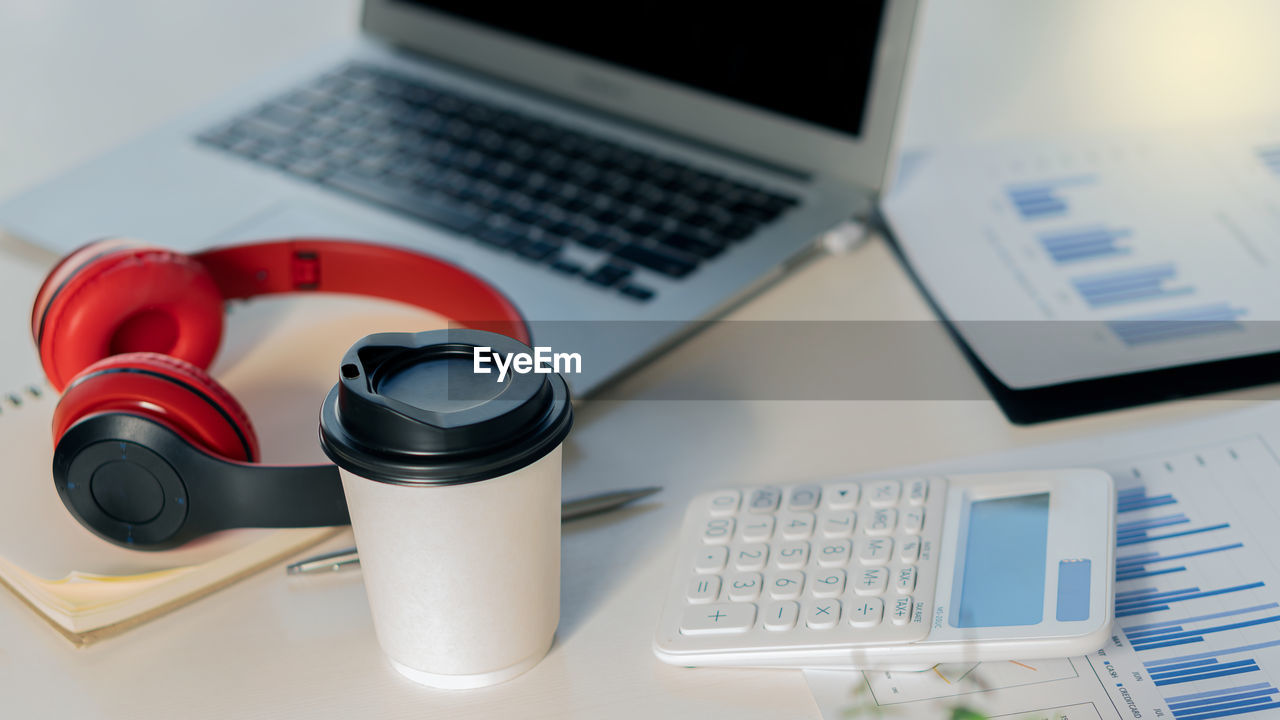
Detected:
[90,460,166,524]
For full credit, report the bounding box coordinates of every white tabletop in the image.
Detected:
[3,2,1279,718]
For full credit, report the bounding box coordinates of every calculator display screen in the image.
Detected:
[951,493,1051,628]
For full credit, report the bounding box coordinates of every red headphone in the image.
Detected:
[33,237,529,549]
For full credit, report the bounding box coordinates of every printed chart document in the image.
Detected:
[807,401,1280,720]
[882,128,1280,390]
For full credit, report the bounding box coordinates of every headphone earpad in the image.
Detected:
[53,353,260,463]
[32,240,225,391]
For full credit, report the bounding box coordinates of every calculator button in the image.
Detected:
[890,595,914,626]
[747,487,783,513]
[894,567,917,594]
[866,508,897,536]
[867,481,901,508]
[902,509,925,535]
[822,483,860,510]
[852,567,889,596]
[686,575,722,604]
[847,598,884,628]
[707,490,742,516]
[763,601,800,631]
[897,537,921,565]
[816,540,853,567]
[858,538,893,566]
[726,572,763,601]
[702,517,735,545]
[910,599,929,627]
[737,515,776,543]
[906,478,929,506]
[766,570,805,600]
[817,511,856,538]
[695,546,729,573]
[786,485,822,511]
[680,603,756,635]
[731,543,770,571]
[805,599,842,629]
[778,512,816,540]
[810,569,846,598]
[773,541,811,569]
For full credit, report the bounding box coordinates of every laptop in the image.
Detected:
[0,1,919,394]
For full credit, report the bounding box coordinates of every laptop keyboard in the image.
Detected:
[197,63,800,302]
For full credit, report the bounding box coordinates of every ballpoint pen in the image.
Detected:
[286,485,662,575]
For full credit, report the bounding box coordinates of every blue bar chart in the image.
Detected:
[1125,603,1280,652]
[1116,542,1245,583]
[1072,264,1192,308]
[1117,487,1177,512]
[1164,682,1280,719]
[1116,516,1229,548]
[999,163,1257,352]
[1115,583,1265,619]
[1006,175,1098,219]
[1107,303,1248,346]
[1039,226,1133,264]
[1103,445,1280,720]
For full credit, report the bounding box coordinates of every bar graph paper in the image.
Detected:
[882,131,1280,389]
[809,404,1280,720]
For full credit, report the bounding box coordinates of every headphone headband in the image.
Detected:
[37,236,531,549]
[194,239,531,345]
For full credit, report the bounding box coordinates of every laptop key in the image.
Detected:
[324,173,482,234]
[720,218,762,241]
[614,244,696,278]
[257,148,296,168]
[585,264,632,288]
[549,259,583,275]
[541,220,588,244]
[473,223,523,250]
[726,199,784,223]
[284,159,332,181]
[619,284,656,302]
[659,231,725,259]
[681,209,732,231]
[578,229,622,250]
[256,103,310,131]
[588,203,626,226]
[514,239,560,262]
[620,215,663,239]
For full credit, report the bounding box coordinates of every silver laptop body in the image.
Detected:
[0,1,919,394]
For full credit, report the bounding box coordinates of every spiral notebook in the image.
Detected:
[0,232,439,646]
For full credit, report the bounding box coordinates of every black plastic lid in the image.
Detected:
[318,329,573,485]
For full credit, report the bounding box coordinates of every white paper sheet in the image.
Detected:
[806,402,1280,719]
[882,128,1280,389]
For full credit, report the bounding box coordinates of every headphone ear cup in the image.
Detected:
[33,240,226,391]
[53,353,260,463]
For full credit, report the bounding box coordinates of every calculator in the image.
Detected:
[654,470,1115,671]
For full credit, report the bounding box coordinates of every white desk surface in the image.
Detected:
[3,2,1279,717]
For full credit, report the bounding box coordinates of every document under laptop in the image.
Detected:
[883,126,1280,420]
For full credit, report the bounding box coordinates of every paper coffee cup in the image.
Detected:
[319,329,573,689]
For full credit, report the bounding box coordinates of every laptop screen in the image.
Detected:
[400,2,887,138]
